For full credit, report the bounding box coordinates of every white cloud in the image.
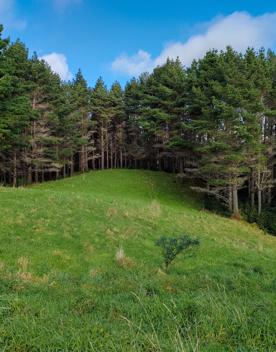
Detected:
[111,12,276,77]
[39,53,73,81]
[0,0,26,30]
[52,0,82,11]
[112,50,154,76]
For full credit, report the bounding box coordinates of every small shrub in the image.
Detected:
[156,235,200,271]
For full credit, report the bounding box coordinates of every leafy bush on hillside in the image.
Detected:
[156,236,200,271]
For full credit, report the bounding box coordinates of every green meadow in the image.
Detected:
[0,170,275,351]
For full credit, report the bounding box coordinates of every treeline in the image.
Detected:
[1,25,276,221]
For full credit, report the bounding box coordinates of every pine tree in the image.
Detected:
[125,77,145,167]
[0,24,10,181]
[91,78,110,169]
[0,40,33,186]
[69,70,91,173]
[186,49,248,216]
[109,81,126,168]
[27,54,63,183]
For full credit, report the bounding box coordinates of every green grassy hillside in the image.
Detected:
[0,170,275,351]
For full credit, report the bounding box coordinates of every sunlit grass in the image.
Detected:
[0,169,275,351]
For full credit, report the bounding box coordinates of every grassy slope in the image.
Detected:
[0,169,275,351]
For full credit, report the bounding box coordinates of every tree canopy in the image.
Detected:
[1,25,276,221]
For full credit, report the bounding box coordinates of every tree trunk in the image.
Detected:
[232,183,239,218]
[106,129,109,169]
[249,173,255,208]
[80,146,85,173]
[251,189,255,208]
[70,155,74,177]
[110,139,113,169]
[120,149,123,168]
[13,152,17,188]
[257,170,262,215]
[35,167,38,183]
[114,151,117,169]
[85,145,88,171]
[268,187,272,205]
[228,186,233,213]
[92,149,95,170]
[27,167,32,185]
[124,152,127,168]
[100,126,104,169]
[258,189,262,216]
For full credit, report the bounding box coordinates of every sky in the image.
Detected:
[1,0,276,87]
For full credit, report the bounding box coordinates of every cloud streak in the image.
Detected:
[0,0,26,30]
[52,0,82,11]
[111,12,276,76]
[39,52,73,81]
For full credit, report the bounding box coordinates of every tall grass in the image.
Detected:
[0,170,275,351]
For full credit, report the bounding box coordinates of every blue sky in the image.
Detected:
[1,0,276,86]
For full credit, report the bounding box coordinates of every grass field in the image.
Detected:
[0,169,275,351]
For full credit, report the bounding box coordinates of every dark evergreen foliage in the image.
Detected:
[156,236,200,270]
